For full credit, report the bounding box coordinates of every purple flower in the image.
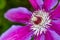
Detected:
[1,0,60,40]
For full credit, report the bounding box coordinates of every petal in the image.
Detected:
[40,34,45,40]
[43,0,58,11]
[4,7,32,24]
[50,3,60,19]
[50,3,60,35]
[0,25,34,40]
[29,0,43,10]
[50,19,60,35]
[34,33,45,40]
[34,34,41,40]
[45,30,54,40]
[49,29,60,40]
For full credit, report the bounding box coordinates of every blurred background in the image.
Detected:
[0,0,60,40]
[0,0,33,35]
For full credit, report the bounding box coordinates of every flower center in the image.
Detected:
[32,16,42,25]
[31,10,51,35]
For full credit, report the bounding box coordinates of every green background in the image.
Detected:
[0,0,33,35]
[0,0,33,40]
[0,0,60,40]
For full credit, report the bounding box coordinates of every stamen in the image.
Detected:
[34,17,42,25]
[31,10,51,35]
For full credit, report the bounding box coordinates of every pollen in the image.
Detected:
[31,10,51,35]
[31,16,37,21]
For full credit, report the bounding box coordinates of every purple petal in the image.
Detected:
[50,3,60,35]
[50,19,60,35]
[29,0,43,10]
[49,29,60,40]
[34,34,41,40]
[40,34,45,40]
[43,0,58,11]
[45,30,54,40]
[34,33,45,40]
[0,25,34,40]
[4,7,32,24]
[50,3,60,19]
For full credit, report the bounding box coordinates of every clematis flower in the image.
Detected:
[1,0,60,40]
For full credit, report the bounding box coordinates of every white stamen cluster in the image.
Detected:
[31,10,51,35]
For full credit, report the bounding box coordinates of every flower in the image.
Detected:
[1,0,60,40]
